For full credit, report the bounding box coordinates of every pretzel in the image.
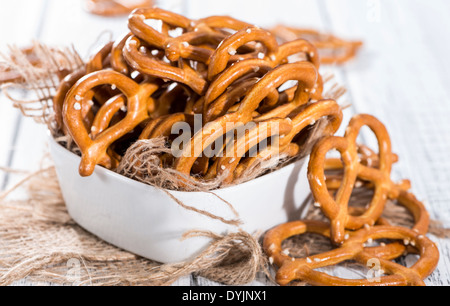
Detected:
[173,61,318,178]
[86,41,113,74]
[212,99,343,185]
[324,145,401,190]
[63,70,158,176]
[128,8,255,64]
[203,38,322,123]
[84,0,153,17]
[139,113,195,140]
[204,117,294,180]
[123,35,208,94]
[207,27,279,81]
[264,220,439,286]
[54,41,120,133]
[111,33,134,75]
[53,68,88,132]
[271,25,363,65]
[308,114,412,244]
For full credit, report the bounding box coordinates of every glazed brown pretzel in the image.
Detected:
[123,35,207,94]
[85,0,153,17]
[203,117,294,181]
[63,70,158,176]
[128,8,255,66]
[203,38,322,123]
[264,220,439,286]
[324,144,402,190]
[211,99,343,185]
[207,26,279,81]
[271,25,363,65]
[173,61,318,178]
[308,114,407,244]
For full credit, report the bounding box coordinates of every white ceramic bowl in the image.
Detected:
[49,134,312,263]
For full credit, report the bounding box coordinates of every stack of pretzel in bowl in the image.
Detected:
[54,7,343,187]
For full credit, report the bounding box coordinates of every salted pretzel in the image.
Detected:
[264,220,439,286]
[111,33,134,75]
[271,25,363,65]
[123,35,208,94]
[207,27,279,81]
[139,113,195,140]
[84,0,153,17]
[63,70,158,176]
[54,40,123,134]
[211,99,343,185]
[308,114,413,244]
[204,117,294,180]
[203,38,322,123]
[173,61,319,178]
[128,8,255,64]
[53,68,88,132]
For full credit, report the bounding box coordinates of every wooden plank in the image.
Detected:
[323,0,450,285]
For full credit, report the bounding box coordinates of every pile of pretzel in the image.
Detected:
[55,7,345,185]
[264,114,440,286]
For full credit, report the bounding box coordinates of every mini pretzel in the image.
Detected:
[264,220,439,286]
[207,27,279,81]
[123,35,207,94]
[308,114,410,244]
[213,99,343,184]
[173,61,318,178]
[111,32,134,75]
[84,0,153,17]
[128,8,255,65]
[271,25,363,65]
[203,38,322,123]
[86,41,113,74]
[324,144,401,190]
[204,117,294,182]
[139,113,195,140]
[53,68,88,132]
[63,70,156,176]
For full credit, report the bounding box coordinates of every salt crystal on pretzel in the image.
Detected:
[308,114,414,244]
[173,61,318,179]
[63,70,159,176]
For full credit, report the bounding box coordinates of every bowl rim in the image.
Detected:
[48,132,308,195]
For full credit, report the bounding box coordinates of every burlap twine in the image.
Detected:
[1,42,448,286]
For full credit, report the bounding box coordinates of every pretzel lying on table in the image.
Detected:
[264,220,439,286]
[271,25,363,65]
[263,114,439,286]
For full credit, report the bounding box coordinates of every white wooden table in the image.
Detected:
[1,0,449,286]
